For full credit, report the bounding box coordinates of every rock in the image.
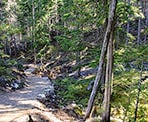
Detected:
[0,77,8,88]
[42,77,49,81]
[11,82,19,90]
[36,85,59,109]
[37,93,46,99]
[37,86,55,101]
[44,86,55,95]
[0,77,26,91]
[11,79,25,90]
[69,68,97,78]
[15,79,21,84]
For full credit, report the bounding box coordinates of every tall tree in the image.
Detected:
[32,0,36,63]
[102,29,114,122]
[137,1,142,45]
[85,0,117,119]
[134,61,143,122]
[126,0,130,45]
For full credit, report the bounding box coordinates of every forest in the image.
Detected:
[0,0,148,122]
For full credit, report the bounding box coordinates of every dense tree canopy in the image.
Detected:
[0,0,148,121]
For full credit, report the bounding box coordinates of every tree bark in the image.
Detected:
[32,0,36,64]
[134,61,143,122]
[84,0,117,119]
[125,0,131,46]
[144,3,148,44]
[137,1,142,45]
[126,0,130,45]
[101,30,113,122]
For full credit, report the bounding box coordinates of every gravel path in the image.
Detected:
[0,64,62,122]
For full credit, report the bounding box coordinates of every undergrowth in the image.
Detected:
[55,77,92,107]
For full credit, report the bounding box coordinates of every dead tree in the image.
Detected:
[84,0,117,119]
[101,29,114,122]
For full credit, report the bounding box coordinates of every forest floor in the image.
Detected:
[0,64,76,122]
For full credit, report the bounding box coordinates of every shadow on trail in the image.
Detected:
[0,65,52,122]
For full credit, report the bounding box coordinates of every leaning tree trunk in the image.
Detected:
[84,0,117,119]
[101,30,114,122]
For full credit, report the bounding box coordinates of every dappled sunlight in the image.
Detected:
[0,109,31,122]
[18,99,45,109]
[0,65,52,121]
[0,0,148,121]
[112,70,148,121]
[0,104,14,110]
[17,90,32,94]
[0,106,22,113]
[116,48,125,55]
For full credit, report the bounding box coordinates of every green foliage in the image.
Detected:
[56,30,82,52]
[0,0,147,121]
[112,70,148,121]
[113,43,148,121]
[114,44,148,74]
[55,77,92,106]
[0,48,23,79]
[0,23,20,41]
[88,48,101,68]
[116,0,144,25]
[143,27,148,35]
[16,0,53,58]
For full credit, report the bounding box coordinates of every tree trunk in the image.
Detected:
[137,18,141,45]
[126,0,130,45]
[134,61,143,122]
[84,0,117,119]
[144,4,148,44]
[137,1,142,45]
[32,0,36,64]
[101,30,113,122]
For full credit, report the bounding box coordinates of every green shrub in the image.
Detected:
[55,77,92,106]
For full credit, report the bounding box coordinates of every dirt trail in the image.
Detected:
[0,64,62,122]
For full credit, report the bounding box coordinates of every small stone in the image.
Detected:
[37,93,46,99]
[11,82,19,89]
[42,77,49,81]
